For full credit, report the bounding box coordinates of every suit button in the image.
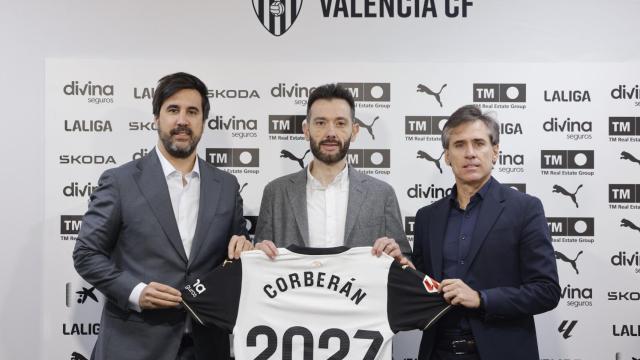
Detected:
[459,260,465,265]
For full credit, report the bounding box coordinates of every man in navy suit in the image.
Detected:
[412,105,560,360]
[73,72,252,360]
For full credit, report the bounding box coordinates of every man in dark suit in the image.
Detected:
[412,105,560,360]
[73,72,252,360]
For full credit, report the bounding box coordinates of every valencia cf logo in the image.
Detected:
[252,0,304,37]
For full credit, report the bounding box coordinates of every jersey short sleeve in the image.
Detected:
[387,261,451,332]
[181,259,242,332]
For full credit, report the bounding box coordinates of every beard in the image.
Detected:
[309,135,351,165]
[158,124,201,159]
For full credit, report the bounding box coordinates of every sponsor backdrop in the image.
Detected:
[45,59,640,359]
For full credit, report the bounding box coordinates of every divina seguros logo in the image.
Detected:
[63,80,114,104]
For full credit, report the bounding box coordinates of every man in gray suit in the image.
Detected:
[73,72,253,360]
[255,83,411,263]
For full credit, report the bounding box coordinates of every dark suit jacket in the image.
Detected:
[412,178,560,360]
[254,165,410,253]
[73,149,248,360]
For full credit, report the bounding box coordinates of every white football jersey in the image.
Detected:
[182,246,450,360]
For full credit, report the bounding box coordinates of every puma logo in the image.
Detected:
[354,116,379,140]
[621,218,640,233]
[417,83,447,107]
[417,150,445,174]
[554,250,583,275]
[621,151,640,166]
[552,184,583,208]
[239,183,248,194]
[280,149,311,169]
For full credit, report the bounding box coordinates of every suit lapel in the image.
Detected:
[286,169,309,245]
[429,199,450,280]
[188,158,221,268]
[134,149,188,264]
[344,166,366,247]
[461,181,505,277]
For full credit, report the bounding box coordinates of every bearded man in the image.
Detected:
[254,83,411,264]
[73,72,253,360]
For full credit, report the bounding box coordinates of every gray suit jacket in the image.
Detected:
[254,165,410,254]
[73,149,247,360]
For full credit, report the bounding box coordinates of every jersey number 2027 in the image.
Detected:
[246,325,383,360]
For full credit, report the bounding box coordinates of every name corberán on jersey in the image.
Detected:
[608,184,640,210]
[543,117,592,141]
[61,215,83,240]
[543,89,591,102]
[404,115,447,142]
[64,80,114,104]
[268,115,306,140]
[609,117,640,143]
[473,83,526,110]
[64,120,112,133]
[207,115,258,139]
[205,148,260,175]
[497,151,525,174]
[263,271,368,306]
[547,217,595,245]
[540,150,594,176]
[320,0,473,18]
[347,149,391,175]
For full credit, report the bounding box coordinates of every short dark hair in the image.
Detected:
[441,105,499,149]
[306,83,356,120]
[152,72,210,120]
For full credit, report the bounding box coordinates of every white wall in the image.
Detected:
[1,1,639,358]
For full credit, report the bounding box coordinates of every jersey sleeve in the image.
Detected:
[387,261,451,333]
[181,259,242,332]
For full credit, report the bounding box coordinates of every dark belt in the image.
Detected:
[436,336,477,355]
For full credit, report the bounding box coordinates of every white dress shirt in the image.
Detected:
[128,149,201,311]
[306,163,349,248]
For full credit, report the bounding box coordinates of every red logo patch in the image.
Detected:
[423,275,440,293]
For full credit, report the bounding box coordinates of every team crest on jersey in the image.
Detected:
[422,275,440,293]
[252,0,303,37]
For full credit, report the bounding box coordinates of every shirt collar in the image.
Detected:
[449,176,494,204]
[156,147,200,178]
[307,162,349,190]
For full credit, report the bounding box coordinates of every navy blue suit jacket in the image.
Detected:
[412,178,560,360]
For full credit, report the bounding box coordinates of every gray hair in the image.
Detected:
[441,105,500,149]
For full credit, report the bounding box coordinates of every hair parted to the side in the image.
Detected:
[441,105,500,149]
[306,83,356,120]
[152,72,210,120]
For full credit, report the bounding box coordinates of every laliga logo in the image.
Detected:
[423,275,440,293]
[186,279,206,297]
